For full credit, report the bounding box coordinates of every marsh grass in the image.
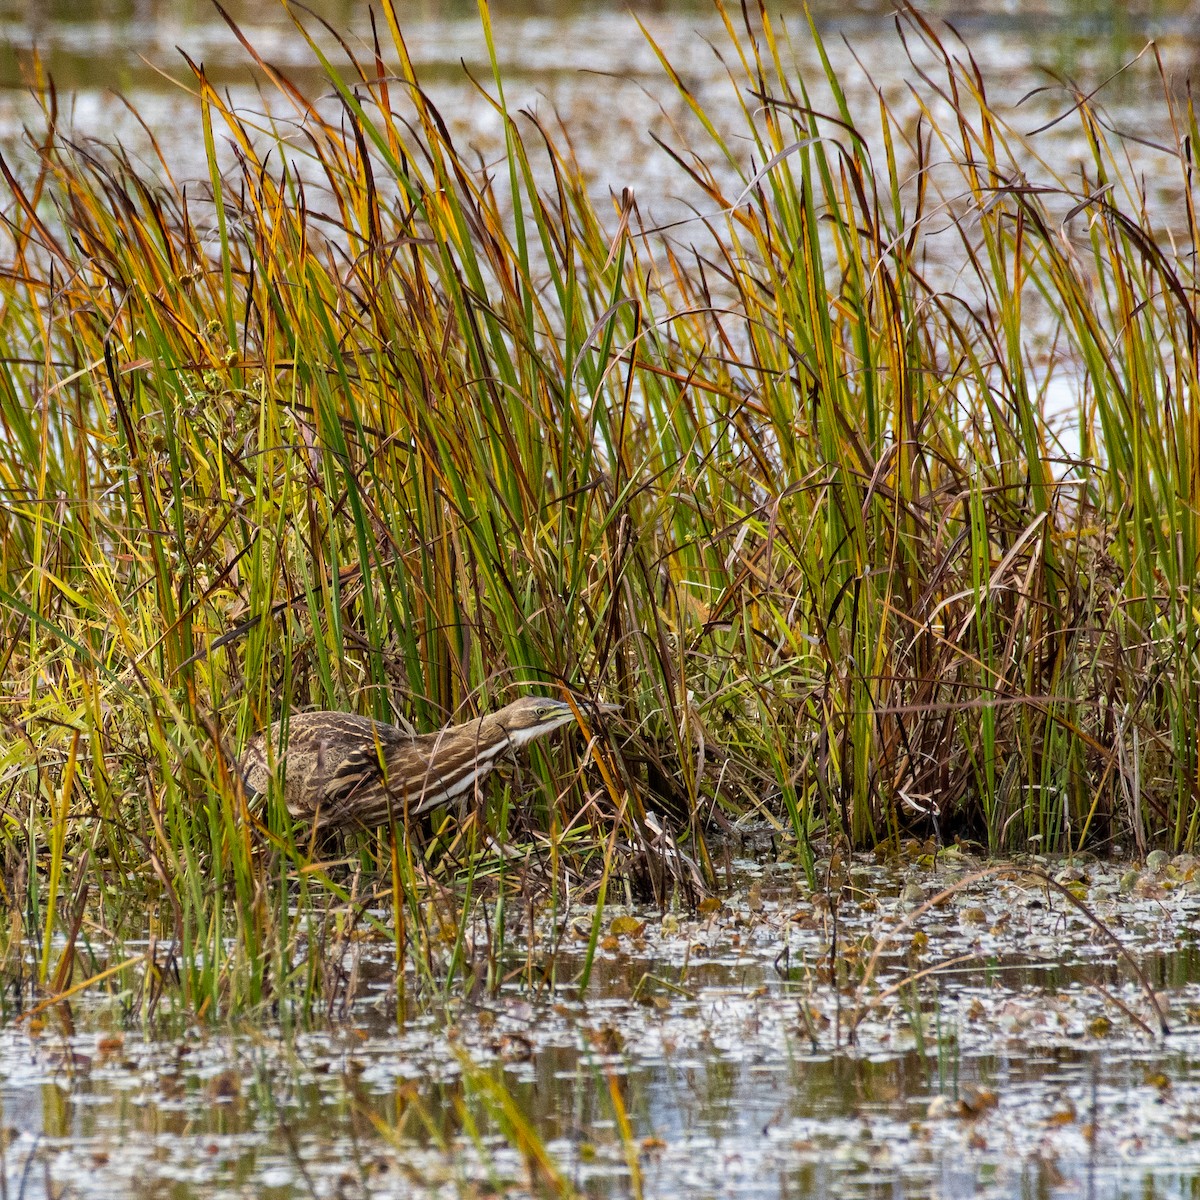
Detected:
[1,0,1198,1017]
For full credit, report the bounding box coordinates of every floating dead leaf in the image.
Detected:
[96,1033,124,1057]
[960,907,987,925]
[591,1027,624,1056]
[610,916,646,938]
[599,936,620,953]
[206,1070,241,1103]
[799,1004,830,1029]
[967,998,987,1021]
[1088,1015,1112,1037]
[909,931,928,953]
[959,1086,997,1117]
[1047,1104,1076,1127]
[697,897,723,916]
[1144,1070,1171,1091]
[641,1136,667,1153]
[998,1000,1047,1030]
[747,883,764,912]
[1146,849,1170,873]
[498,1034,534,1062]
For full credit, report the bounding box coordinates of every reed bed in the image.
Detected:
[0,0,1197,1016]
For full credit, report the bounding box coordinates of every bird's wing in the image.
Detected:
[321,745,387,808]
[276,716,398,821]
[320,732,439,823]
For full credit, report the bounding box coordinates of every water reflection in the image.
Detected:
[1,0,1197,93]
[5,1029,1192,1198]
[0,0,1194,222]
[6,855,1200,1197]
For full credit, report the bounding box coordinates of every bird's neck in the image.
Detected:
[413,715,513,799]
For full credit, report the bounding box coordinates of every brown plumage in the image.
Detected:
[240,696,615,831]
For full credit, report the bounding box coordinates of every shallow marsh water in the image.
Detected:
[5,854,1200,1198]
[2,0,1199,214]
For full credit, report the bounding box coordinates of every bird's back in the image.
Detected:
[240,710,495,829]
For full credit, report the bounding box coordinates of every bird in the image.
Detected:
[240,695,618,832]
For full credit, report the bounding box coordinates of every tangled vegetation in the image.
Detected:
[1,0,1198,1014]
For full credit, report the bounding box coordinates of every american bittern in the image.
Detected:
[240,696,616,831]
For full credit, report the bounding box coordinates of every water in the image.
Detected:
[2,0,1198,212]
[4,854,1200,1197]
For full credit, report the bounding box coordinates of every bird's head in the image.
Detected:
[488,695,619,748]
